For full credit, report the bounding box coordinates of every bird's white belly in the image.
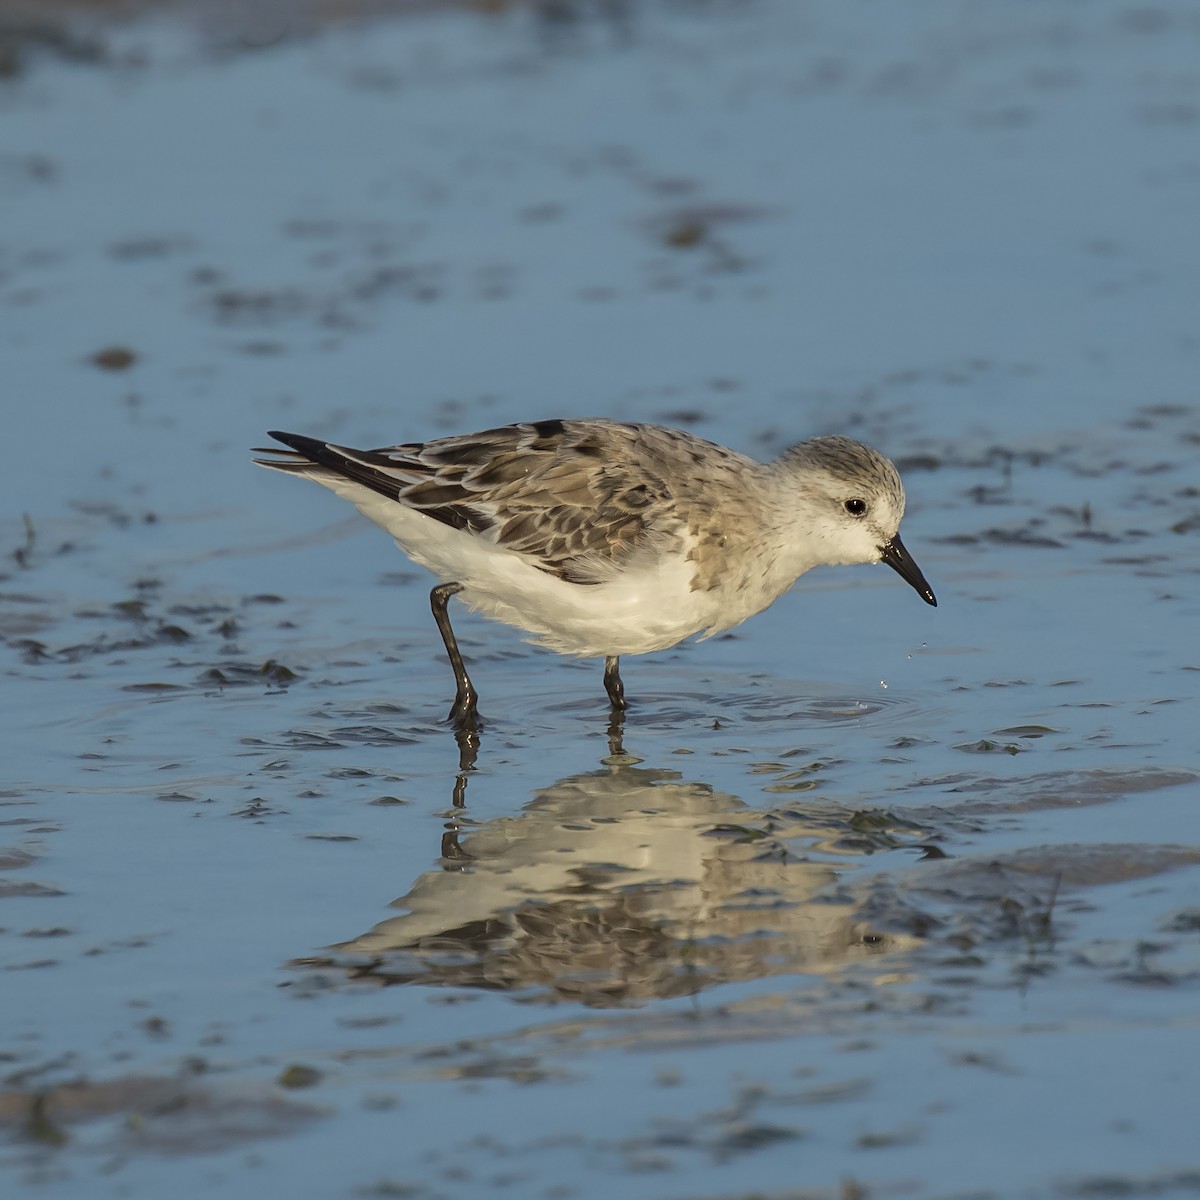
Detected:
[338,484,784,658]
[459,553,723,657]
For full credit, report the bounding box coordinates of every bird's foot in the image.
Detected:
[446,684,482,733]
[603,656,626,711]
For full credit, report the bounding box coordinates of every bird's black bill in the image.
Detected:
[880,534,937,607]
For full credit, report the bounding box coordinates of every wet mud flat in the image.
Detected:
[4,1,1200,1197]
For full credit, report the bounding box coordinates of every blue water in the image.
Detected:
[2,2,1199,1196]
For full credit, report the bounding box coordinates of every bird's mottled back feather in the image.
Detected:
[256,420,760,588]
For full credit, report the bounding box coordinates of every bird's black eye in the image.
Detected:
[844,498,868,517]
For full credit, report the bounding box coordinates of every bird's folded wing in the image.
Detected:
[256,420,685,584]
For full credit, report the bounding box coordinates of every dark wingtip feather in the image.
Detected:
[253,431,327,471]
[255,430,412,503]
[265,430,329,458]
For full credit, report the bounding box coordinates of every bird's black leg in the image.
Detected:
[430,582,480,729]
[603,655,626,712]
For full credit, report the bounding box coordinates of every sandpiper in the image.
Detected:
[255,419,936,726]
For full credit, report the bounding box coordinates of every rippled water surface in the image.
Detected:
[3,2,1199,1196]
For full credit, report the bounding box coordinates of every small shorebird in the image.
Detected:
[254,419,936,727]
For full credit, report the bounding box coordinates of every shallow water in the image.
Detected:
[3,1,1200,1196]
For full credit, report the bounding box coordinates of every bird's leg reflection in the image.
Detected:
[605,705,627,760]
[452,721,479,807]
[440,823,471,865]
[441,721,481,866]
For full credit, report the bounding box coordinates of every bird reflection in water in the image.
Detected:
[296,715,912,1008]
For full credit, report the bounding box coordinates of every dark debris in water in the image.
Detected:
[842,808,936,853]
[0,879,66,899]
[2,581,311,703]
[1163,909,1200,933]
[852,842,1200,988]
[277,1063,322,1088]
[231,798,288,819]
[0,1073,324,1155]
[328,725,420,747]
[200,659,301,688]
[245,723,420,750]
[90,345,137,372]
[768,802,955,856]
[1057,1168,1200,1197]
[927,766,1198,814]
[915,842,1200,892]
[955,739,1022,755]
